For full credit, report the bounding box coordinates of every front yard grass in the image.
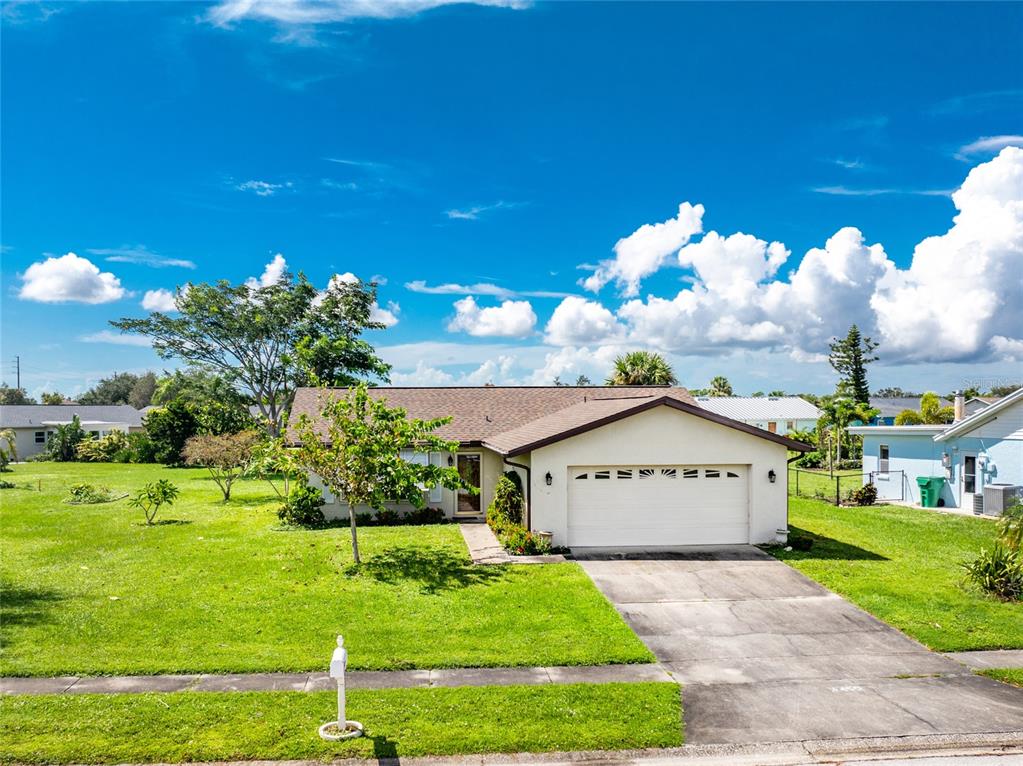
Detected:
[772,497,1022,652]
[0,683,683,763]
[1,463,652,676]
[981,668,1023,688]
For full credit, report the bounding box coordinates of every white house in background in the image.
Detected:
[964,396,1000,417]
[849,388,1023,513]
[693,396,821,436]
[290,386,813,549]
[0,405,145,459]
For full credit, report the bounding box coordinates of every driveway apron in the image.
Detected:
[576,546,1023,745]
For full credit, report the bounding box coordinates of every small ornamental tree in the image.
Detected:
[182,430,260,502]
[293,384,470,564]
[251,434,301,501]
[0,428,17,471]
[129,479,179,525]
[47,416,87,462]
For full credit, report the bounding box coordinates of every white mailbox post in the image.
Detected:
[318,635,364,741]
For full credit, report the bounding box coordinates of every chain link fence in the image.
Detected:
[789,467,905,506]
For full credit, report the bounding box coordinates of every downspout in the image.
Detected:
[503,456,531,531]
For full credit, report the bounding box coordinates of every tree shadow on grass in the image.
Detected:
[0,581,65,630]
[772,526,888,561]
[132,519,193,527]
[350,545,505,594]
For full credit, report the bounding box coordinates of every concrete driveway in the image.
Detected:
[576,546,1023,746]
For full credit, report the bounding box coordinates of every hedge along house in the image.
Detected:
[290,386,812,549]
[848,387,1023,513]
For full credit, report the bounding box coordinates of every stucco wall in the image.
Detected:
[312,447,508,521]
[861,434,948,505]
[526,404,789,546]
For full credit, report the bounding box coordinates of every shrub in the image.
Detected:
[0,480,16,489]
[121,432,159,464]
[64,483,116,504]
[76,431,130,463]
[502,469,524,496]
[128,479,179,525]
[500,525,552,556]
[794,451,824,469]
[490,475,524,525]
[961,544,1023,601]
[46,417,87,462]
[849,482,878,506]
[144,401,199,465]
[276,479,326,527]
[182,430,260,501]
[998,502,1023,552]
[375,508,401,526]
[404,506,446,525]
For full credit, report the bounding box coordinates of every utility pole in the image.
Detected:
[13,356,20,390]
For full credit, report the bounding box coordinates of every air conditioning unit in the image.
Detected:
[983,484,1022,516]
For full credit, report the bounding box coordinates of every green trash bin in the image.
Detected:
[916,476,943,507]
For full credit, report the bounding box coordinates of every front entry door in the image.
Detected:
[961,454,978,510]
[457,453,482,514]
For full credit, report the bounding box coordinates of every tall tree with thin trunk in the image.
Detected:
[605,351,678,386]
[293,385,469,564]
[828,325,879,405]
[112,270,390,436]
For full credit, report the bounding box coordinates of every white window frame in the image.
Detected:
[34,431,46,444]
[878,444,890,475]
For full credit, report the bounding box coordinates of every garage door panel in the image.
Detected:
[568,465,749,547]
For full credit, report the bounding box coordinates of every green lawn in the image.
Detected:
[0,683,683,764]
[773,497,1023,652]
[981,668,1023,688]
[1,463,651,676]
[788,467,860,500]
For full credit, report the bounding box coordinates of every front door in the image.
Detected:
[456,453,482,515]
[961,453,978,510]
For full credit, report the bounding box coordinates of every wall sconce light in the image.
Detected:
[768,469,777,484]
[447,455,454,467]
[545,471,553,486]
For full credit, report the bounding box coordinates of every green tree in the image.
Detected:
[78,372,148,405]
[113,272,390,436]
[182,431,260,502]
[152,368,249,409]
[46,416,87,462]
[575,374,592,386]
[143,401,199,465]
[989,383,1022,397]
[768,389,788,397]
[828,325,879,405]
[128,372,157,409]
[40,392,65,405]
[894,409,924,425]
[817,397,878,468]
[293,384,468,563]
[709,376,733,397]
[0,385,35,405]
[129,480,179,526]
[605,351,677,386]
[0,428,17,470]
[920,392,955,424]
[875,386,919,398]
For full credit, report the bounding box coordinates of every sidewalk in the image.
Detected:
[1,662,674,696]
[458,522,566,564]
[944,650,1023,670]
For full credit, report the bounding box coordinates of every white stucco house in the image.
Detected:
[0,405,145,459]
[693,396,821,436]
[849,388,1023,513]
[291,386,812,549]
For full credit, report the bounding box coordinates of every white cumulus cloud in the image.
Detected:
[141,288,178,312]
[447,296,537,338]
[246,253,289,289]
[581,202,704,296]
[19,252,127,304]
[544,296,623,346]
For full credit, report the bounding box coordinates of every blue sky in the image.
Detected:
[2,0,1021,397]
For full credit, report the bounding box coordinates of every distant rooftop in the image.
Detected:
[0,404,144,429]
[694,396,821,421]
[868,396,952,418]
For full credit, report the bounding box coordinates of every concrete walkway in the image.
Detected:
[576,546,1023,746]
[458,522,566,564]
[946,650,1023,670]
[0,662,673,696]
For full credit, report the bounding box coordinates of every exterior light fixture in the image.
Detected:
[447,455,455,467]
[545,471,553,486]
[768,469,777,483]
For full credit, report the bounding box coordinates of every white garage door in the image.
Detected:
[567,465,749,547]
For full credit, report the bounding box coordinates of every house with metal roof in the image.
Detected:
[291,386,812,549]
[693,396,821,436]
[0,405,145,459]
[849,388,1023,513]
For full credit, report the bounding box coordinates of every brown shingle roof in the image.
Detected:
[289,386,813,453]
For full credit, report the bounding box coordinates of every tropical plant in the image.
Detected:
[828,324,879,405]
[893,392,955,425]
[0,385,34,404]
[816,397,878,469]
[961,544,1022,601]
[276,477,326,527]
[997,502,1023,552]
[849,482,878,506]
[292,383,468,563]
[490,475,524,525]
[143,401,199,465]
[75,431,130,462]
[128,479,179,525]
[605,351,677,386]
[64,483,116,504]
[0,428,17,471]
[40,391,65,405]
[708,376,733,397]
[112,270,391,436]
[46,416,87,462]
[182,430,261,501]
[894,409,924,425]
[251,435,302,500]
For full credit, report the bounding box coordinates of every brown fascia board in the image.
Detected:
[489,396,814,457]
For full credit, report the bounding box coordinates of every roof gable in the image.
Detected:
[935,387,1023,442]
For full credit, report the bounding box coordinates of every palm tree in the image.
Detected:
[0,428,17,471]
[605,351,678,386]
[817,397,878,471]
[709,376,733,397]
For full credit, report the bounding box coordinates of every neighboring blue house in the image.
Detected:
[867,396,952,426]
[849,388,1023,513]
